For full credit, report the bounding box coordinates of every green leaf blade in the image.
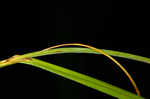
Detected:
[21,58,145,99]
[16,48,150,64]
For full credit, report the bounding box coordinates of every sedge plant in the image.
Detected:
[0,43,149,99]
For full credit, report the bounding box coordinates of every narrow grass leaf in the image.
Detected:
[12,48,150,64]
[21,58,145,99]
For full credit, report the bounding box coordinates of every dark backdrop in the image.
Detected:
[0,1,149,99]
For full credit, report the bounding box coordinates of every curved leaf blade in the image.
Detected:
[15,48,150,64]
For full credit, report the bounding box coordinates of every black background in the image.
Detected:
[0,1,149,99]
